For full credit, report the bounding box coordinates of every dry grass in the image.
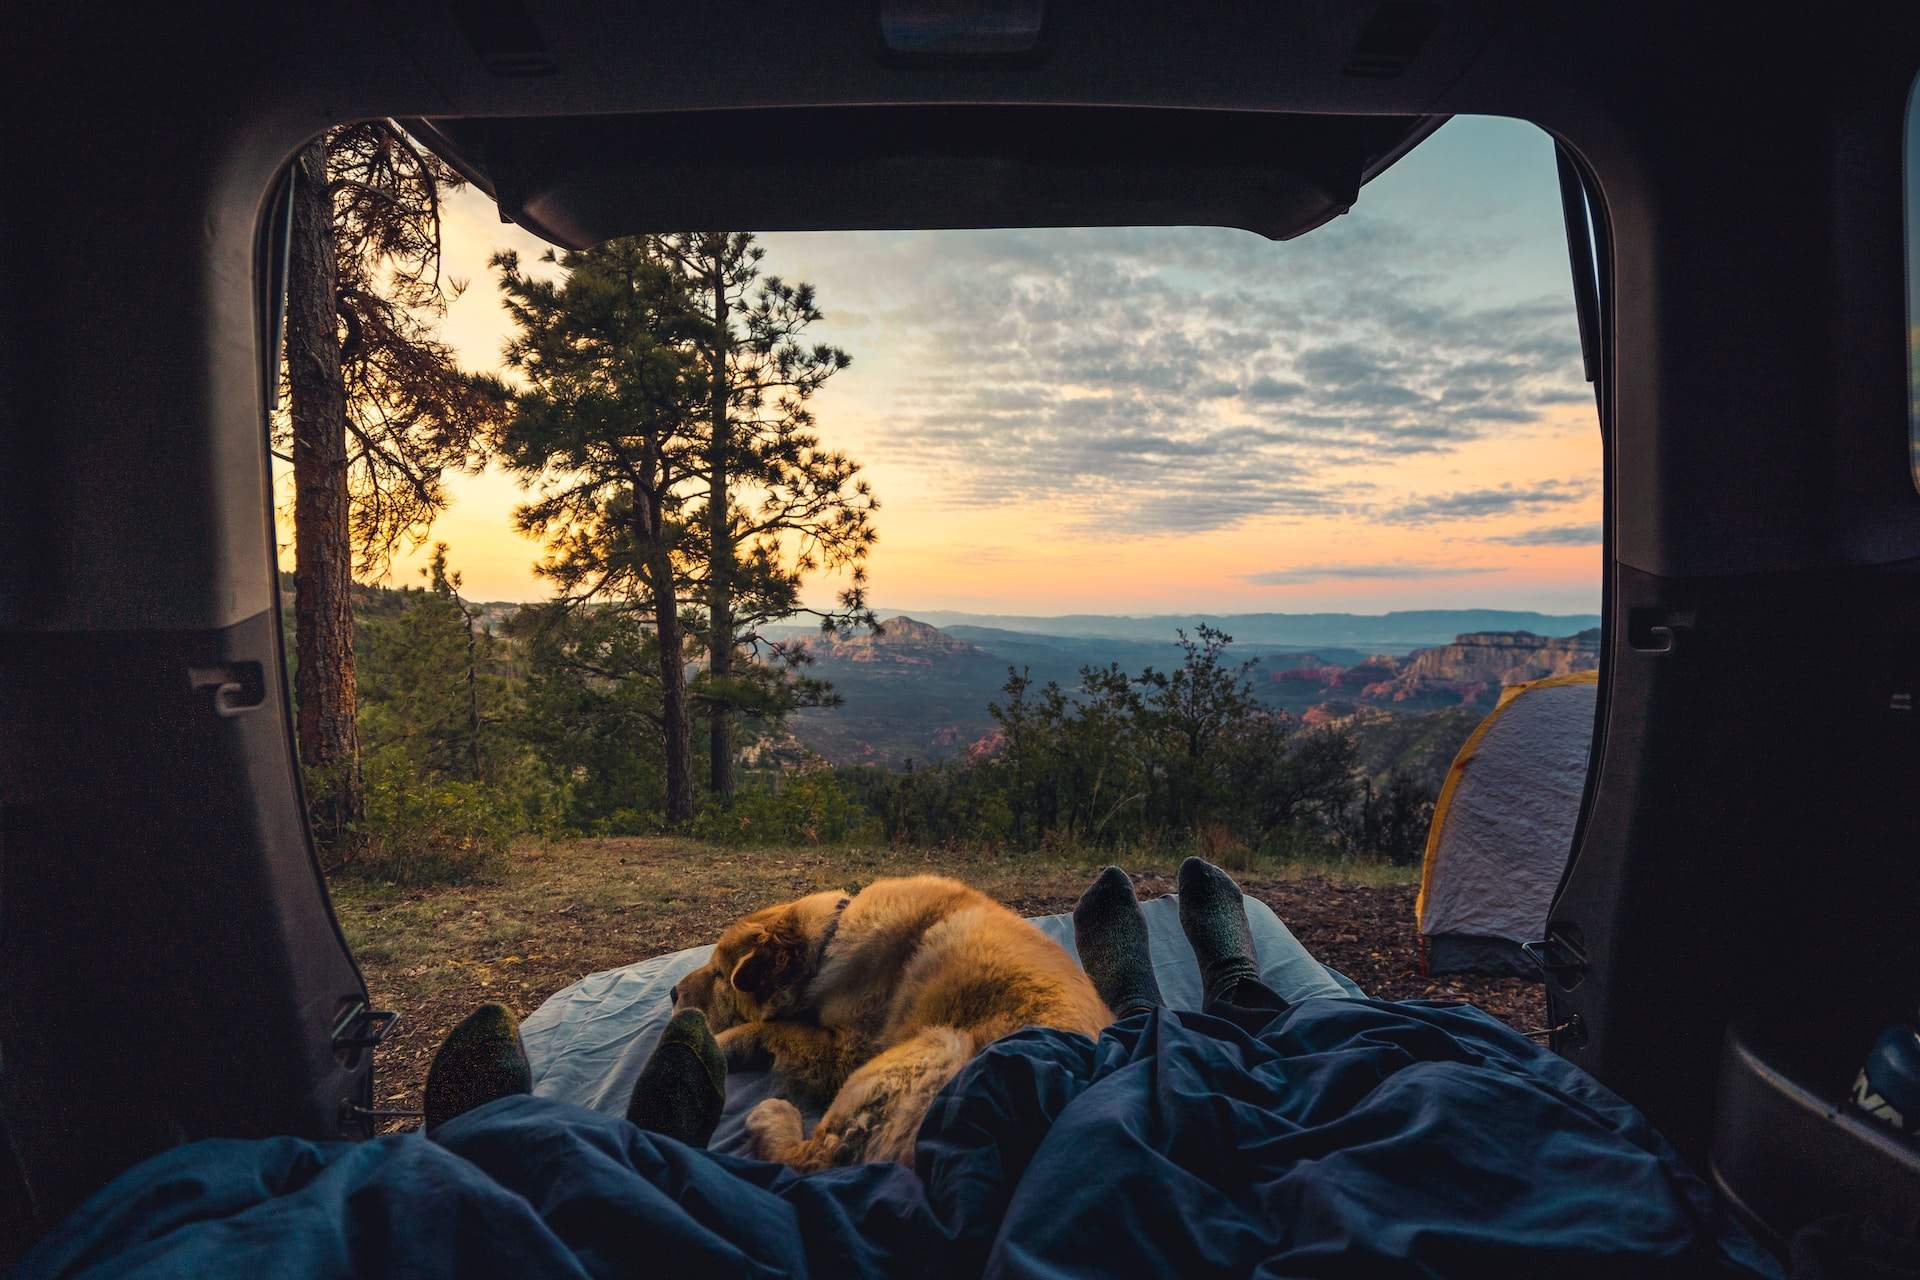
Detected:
[328,837,1538,1124]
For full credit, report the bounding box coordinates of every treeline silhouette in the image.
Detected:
[836,626,1434,865]
[309,570,1434,881]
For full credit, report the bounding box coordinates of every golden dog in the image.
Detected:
[669,874,1111,1170]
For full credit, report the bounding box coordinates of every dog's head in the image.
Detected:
[670,890,848,1030]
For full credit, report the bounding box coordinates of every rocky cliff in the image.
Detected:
[1271,629,1599,719]
[799,616,986,666]
[786,617,1006,764]
[1397,629,1600,684]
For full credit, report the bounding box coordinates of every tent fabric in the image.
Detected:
[1417,670,1598,977]
[520,892,1364,1156]
[18,1000,1781,1279]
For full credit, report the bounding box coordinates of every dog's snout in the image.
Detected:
[668,981,679,1004]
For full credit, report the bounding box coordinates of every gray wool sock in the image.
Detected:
[1177,857,1260,1006]
[627,1008,727,1148]
[423,1003,532,1133]
[1073,867,1164,1018]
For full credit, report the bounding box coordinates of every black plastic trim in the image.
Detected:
[1711,1021,1920,1247]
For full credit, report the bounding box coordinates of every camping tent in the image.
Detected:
[1417,670,1598,977]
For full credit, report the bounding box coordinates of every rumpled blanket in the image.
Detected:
[20,998,1780,1278]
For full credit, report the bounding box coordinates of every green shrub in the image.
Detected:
[590,807,662,837]
[693,771,879,846]
[1194,820,1262,872]
[487,748,577,840]
[837,762,1014,847]
[342,750,516,884]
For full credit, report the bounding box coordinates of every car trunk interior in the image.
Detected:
[2,0,1918,1261]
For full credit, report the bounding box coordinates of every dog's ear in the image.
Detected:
[727,916,806,998]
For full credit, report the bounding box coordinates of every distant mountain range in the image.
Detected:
[856,608,1601,653]
[782,614,1600,768]
[302,571,1601,780]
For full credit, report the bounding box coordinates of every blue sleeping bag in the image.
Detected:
[20,999,1779,1278]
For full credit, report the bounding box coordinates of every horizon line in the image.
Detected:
[313,577,1602,620]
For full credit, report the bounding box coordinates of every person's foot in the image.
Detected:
[423,1002,532,1132]
[1177,857,1260,1006]
[1072,867,1164,1018]
[627,1008,727,1148]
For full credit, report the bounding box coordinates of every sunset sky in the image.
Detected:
[276,115,1602,615]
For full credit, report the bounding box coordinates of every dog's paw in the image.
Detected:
[743,1097,805,1161]
[716,1025,773,1071]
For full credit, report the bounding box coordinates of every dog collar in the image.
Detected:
[812,896,851,971]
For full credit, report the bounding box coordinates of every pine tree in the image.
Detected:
[282,122,506,845]
[505,602,672,829]
[355,544,500,783]
[1134,625,1263,833]
[491,242,706,822]
[651,233,878,801]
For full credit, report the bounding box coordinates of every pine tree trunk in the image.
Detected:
[705,264,736,801]
[462,601,482,780]
[651,545,696,823]
[285,136,363,846]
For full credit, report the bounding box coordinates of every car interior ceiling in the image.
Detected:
[2,0,1918,1262]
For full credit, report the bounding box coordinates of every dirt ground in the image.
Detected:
[330,838,1547,1121]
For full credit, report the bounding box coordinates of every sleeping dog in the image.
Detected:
[669,874,1111,1170]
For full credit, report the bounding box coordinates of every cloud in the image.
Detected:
[1483,522,1604,545]
[1242,563,1500,585]
[1243,375,1307,401]
[1374,480,1591,525]
[846,217,1589,536]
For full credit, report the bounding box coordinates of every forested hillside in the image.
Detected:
[780,615,1598,768]
[298,565,1595,884]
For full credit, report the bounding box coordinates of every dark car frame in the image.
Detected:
[2,0,1918,1263]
